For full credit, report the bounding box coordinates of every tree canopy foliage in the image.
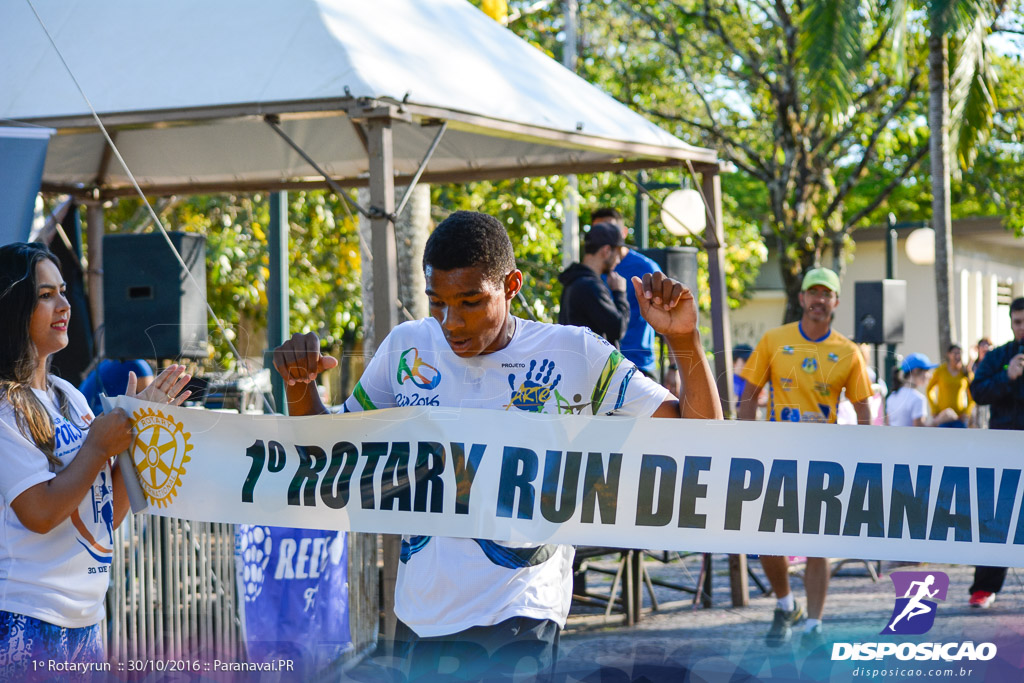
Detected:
[487,0,1024,322]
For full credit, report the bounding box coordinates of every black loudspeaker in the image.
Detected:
[639,247,699,295]
[103,232,208,359]
[854,280,906,344]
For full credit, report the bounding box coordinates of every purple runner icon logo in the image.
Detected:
[883,571,949,635]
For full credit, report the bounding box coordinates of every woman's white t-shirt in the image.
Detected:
[0,376,114,627]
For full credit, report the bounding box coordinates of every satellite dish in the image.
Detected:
[661,189,706,237]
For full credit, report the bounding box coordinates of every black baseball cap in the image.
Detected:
[585,222,625,249]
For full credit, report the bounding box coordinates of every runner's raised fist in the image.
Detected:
[273,332,338,386]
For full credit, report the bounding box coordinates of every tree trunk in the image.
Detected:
[780,238,824,325]
[783,269,805,324]
[358,184,431,345]
[929,31,955,352]
[393,184,431,321]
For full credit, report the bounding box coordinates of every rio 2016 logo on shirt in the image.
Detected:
[397,348,441,390]
[130,408,193,508]
[507,359,562,412]
[884,571,949,635]
[802,357,818,373]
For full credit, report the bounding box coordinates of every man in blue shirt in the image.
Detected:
[79,359,154,415]
[593,208,664,379]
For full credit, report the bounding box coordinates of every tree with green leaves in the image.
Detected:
[803,0,1019,350]
[558,0,938,322]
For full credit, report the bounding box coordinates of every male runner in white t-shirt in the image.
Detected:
[273,210,722,680]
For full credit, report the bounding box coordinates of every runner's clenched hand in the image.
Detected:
[633,272,698,338]
[273,332,338,386]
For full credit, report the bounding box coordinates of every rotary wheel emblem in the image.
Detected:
[130,408,193,508]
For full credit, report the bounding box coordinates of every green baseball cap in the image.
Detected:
[801,267,840,294]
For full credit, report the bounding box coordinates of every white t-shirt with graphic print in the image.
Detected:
[0,376,115,628]
[343,317,670,637]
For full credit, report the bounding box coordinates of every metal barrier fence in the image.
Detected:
[104,515,244,663]
[102,517,379,670]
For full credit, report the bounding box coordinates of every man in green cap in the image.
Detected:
[738,266,873,649]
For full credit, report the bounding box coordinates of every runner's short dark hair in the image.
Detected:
[591,207,624,224]
[423,211,516,286]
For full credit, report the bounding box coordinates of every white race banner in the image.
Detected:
[110,396,1024,566]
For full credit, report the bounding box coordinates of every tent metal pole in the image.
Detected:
[699,169,747,610]
[365,110,402,654]
[393,122,447,219]
[562,0,580,270]
[266,191,289,414]
[699,170,733,418]
[365,114,400,346]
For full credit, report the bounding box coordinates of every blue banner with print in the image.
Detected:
[235,526,351,673]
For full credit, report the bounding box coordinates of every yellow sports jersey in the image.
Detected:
[741,322,872,423]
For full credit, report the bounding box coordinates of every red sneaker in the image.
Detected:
[969,591,995,608]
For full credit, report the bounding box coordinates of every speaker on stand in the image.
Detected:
[102,232,209,361]
[854,279,907,392]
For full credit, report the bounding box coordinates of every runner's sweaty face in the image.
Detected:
[425,265,520,358]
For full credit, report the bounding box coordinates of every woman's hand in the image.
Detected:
[84,408,134,460]
[129,364,192,406]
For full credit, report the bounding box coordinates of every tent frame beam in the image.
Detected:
[44,159,711,201]
[27,99,716,166]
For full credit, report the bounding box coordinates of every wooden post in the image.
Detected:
[729,554,749,607]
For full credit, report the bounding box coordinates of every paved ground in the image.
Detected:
[558,554,1024,682]
[339,554,1024,682]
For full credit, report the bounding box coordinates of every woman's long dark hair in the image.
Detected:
[890,366,907,393]
[0,242,82,470]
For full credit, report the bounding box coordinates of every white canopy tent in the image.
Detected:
[3,0,717,193]
[1,0,743,651]
[1,0,731,405]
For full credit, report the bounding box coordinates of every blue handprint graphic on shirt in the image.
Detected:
[507,359,562,412]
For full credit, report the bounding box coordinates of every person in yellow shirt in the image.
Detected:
[926,343,974,428]
[739,267,873,649]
